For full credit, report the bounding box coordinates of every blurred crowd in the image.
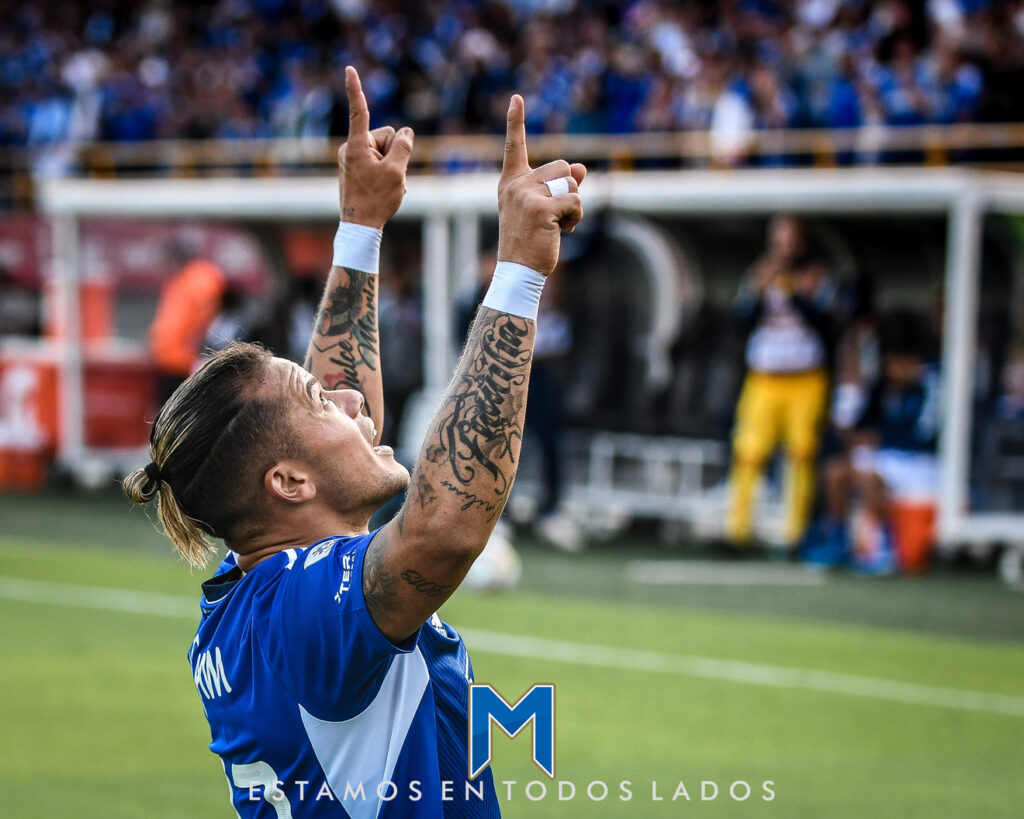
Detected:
[2,0,1023,153]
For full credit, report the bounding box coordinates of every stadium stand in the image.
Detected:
[3,0,1023,145]
[2,0,1024,204]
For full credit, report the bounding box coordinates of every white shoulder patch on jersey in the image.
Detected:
[304,540,334,570]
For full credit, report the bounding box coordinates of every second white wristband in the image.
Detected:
[333,221,383,274]
[481,261,547,320]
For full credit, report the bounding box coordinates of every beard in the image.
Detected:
[318,453,411,519]
[372,461,412,508]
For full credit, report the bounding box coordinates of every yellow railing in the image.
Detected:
[3,122,1024,208]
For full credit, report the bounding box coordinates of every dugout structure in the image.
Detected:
[37,168,1024,548]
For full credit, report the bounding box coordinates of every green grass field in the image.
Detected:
[2,489,1023,817]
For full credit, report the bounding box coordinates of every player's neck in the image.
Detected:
[231,510,371,572]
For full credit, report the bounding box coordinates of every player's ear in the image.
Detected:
[264,461,317,504]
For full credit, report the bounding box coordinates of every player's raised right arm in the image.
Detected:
[304,67,412,444]
[365,95,585,642]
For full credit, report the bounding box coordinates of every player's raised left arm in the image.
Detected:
[304,67,413,443]
[365,95,586,642]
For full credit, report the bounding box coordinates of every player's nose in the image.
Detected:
[334,389,364,418]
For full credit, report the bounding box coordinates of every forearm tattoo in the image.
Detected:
[305,267,378,391]
[410,307,532,522]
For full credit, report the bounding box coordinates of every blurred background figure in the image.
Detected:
[526,263,580,552]
[830,273,881,435]
[285,274,325,365]
[202,281,251,355]
[812,310,940,573]
[0,266,40,337]
[148,242,227,405]
[378,255,424,447]
[727,215,835,552]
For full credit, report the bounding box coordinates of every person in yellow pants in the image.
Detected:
[727,216,835,549]
[729,368,830,545]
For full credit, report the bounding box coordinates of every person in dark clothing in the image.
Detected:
[812,311,939,571]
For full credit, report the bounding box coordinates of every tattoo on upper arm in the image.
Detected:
[413,473,438,510]
[399,569,450,597]
[307,268,378,391]
[439,479,497,513]
[362,540,397,622]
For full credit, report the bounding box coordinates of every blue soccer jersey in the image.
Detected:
[188,531,499,818]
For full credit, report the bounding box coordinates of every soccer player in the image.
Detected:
[123,67,584,817]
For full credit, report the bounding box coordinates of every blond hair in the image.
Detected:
[124,343,277,568]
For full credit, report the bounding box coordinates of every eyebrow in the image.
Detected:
[303,376,318,405]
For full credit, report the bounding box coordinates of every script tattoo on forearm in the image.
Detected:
[305,268,378,391]
[415,307,532,520]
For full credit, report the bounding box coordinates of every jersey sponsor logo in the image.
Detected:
[304,540,335,569]
[194,646,232,700]
[333,552,355,603]
[469,683,555,780]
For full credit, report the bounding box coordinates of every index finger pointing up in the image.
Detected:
[502,94,529,178]
[346,66,370,144]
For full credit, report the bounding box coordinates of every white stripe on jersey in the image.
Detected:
[299,648,429,818]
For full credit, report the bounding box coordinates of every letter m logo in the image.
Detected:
[468,684,554,780]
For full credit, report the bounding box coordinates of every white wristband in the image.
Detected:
[333,221,382,274]
[482,261,546,320]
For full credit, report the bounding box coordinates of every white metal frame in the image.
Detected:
[37,167,1024,544]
